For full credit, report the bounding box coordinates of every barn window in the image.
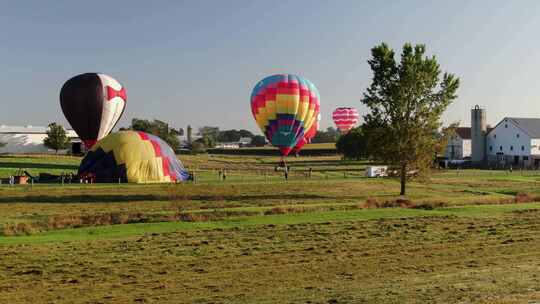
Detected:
[489,146,493,151]
[505,124,508,128]
[500,146,503,151]
[494,134,497,138]
[522,146,525,151]
[510,146,514,151]
[517,134,520,138]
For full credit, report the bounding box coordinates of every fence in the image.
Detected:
[0,167,371,187]
[207,148,338,156]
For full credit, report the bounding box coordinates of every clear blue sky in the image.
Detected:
[1,1,540,132]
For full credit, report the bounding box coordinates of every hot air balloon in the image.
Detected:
[78,131,190,183]
[250,74,320,157]
[60,73,126,150]
[291,113,320,155]
[332,107,359,134]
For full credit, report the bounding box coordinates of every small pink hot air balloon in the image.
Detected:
[332,107,359,134]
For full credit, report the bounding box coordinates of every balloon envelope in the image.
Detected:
[250,74,320,156]
[292,113,320,154]
[60,73,126,149]
[78,131,190,183]
[332,107,359,134]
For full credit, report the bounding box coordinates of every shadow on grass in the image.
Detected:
[0,193,336,204]
[0,162,78,171]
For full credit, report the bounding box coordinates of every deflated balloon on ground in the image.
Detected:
[78,131,190,183]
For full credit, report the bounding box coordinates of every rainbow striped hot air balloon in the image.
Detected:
[250,74,320,156]
[292,112,320,155]
[332,107,359,134]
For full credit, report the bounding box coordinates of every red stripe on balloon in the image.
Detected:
[137,131,149,140]
[277,87,300,95]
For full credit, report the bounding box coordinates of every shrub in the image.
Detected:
[515,192,535,203]
[362,197,413,208]
[363,197,380,208]
[411,201,448,210]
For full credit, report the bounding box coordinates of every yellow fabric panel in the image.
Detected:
[276,94,299,114]
[118,138,155,167]
[303,108,316,131]
[296,98,309,126]
[259,100,276,128]
[127,157,167,183]
[91,131,175,183]
[255,107,268,129]
[265,100,277,120]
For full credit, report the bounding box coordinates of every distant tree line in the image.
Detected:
[311,127,340,143]
[123,118,182,151]
[196,126,266,150]
[122,120,267,152]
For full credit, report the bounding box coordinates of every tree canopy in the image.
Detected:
[217,129,254,142]
[311,127,340,143]
[43,123,70,154]
[336,127,367,160]
[362,42,460,195]
[129,118,180,151]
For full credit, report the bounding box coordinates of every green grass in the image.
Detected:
[3,154,540,303]
[3,202,540,245]
[0,155,80,177]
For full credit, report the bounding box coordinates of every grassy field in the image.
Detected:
[2,154,540,303]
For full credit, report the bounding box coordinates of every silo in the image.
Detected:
[471,105,487,165]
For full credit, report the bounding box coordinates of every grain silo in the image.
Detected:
[471,105,487,165]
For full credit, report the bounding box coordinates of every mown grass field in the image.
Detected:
[2,154,540,303]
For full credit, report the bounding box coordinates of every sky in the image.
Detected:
[1,1,540,133]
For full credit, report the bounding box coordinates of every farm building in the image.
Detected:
[486,118,540,168]
[445,106,540,168]
[444,127,472,160]
[0,125,79,154]
[177,134,203,149]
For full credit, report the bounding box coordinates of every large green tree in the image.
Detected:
[362,43,459,195]
[43,123,70,154]
[198,126,220,142]
[336,127,367,160]
[130,118,180,151]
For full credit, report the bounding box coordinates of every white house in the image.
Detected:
[215,142,240,149]
[486,117,540,168]
[0,125,79,154]
[238,137,252,147]
[444,127,472,160]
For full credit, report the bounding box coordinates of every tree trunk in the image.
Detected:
[400,164,407,195]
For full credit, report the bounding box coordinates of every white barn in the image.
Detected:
[486,118,540,168]
[0,125,79,154]
[444,127,472,160]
